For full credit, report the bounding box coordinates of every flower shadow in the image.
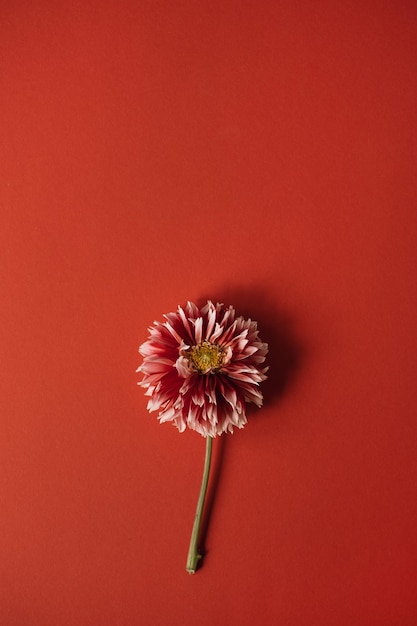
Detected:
[197,285,304,567]
[199,285,304,411]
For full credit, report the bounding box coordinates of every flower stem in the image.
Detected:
[186,435,213,574]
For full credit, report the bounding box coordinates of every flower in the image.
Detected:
[138,300,268,437]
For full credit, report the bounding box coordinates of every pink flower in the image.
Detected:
[138,301,268,437]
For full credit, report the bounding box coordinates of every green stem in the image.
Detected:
[185,435,213,574]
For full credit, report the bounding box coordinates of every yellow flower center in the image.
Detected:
[188,341,225,374]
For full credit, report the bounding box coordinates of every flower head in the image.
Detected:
[138,301,268,437]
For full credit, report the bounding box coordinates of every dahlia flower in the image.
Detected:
[138,300,268,437]
[137,300,268,573]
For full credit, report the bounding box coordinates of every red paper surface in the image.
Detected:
[1,1,417,624]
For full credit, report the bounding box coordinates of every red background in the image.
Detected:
[1,1,417,624]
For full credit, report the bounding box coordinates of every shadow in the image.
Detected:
[195,285,305,570]
[198,285,304,410]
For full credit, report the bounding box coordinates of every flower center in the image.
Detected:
[187,341,225,374]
